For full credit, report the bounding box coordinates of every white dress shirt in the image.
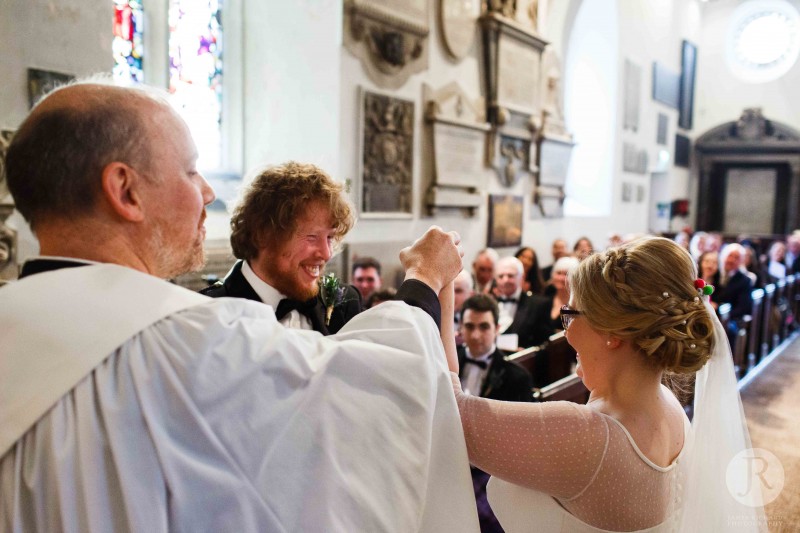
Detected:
[497,289,521,333]
[461,344,496,396]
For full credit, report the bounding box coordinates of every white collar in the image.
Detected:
[242,260,285,308]
[465,344,496,361]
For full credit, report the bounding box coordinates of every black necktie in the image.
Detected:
[275,298,316,321]
[463,357,488,369]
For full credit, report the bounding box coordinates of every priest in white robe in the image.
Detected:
[0,81,479,533]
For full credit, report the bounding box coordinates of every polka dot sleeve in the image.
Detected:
[452,372,609,500]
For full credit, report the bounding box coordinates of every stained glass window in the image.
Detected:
[168,0,224,170]
[112,0,144,85]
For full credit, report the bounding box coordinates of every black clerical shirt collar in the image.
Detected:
[19,257,96,279]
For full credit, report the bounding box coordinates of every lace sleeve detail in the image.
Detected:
[451,372,609,499]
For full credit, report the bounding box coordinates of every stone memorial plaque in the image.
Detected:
[440,0,479,60]
[360,89,414,217]
[539,137,573,187]
[497,34,539,114]
[433,122,484,189]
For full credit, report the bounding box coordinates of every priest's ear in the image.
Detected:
[100,161,146,222]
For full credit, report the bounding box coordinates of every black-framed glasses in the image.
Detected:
[560,305,582,331]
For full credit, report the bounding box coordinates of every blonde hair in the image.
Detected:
[570,236,715,374]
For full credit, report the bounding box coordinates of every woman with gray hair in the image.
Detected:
[545,255,580,332]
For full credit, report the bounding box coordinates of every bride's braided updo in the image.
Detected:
[570,236,715,374]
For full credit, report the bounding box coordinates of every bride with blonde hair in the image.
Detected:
[441,236,766,532]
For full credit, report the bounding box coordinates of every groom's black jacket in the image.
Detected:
[200,260,362,335]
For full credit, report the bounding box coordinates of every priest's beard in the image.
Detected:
[150,225,206,280]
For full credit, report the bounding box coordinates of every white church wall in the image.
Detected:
[694,0,800,136]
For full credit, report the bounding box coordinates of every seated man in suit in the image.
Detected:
[202,162,361,334]
[718,243,754,322]
[457,293,533,532]
[494,256,553,350]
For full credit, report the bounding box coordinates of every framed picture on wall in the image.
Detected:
[675,134,691,168]
[678,40,697,130]
[487,194,523,248]
[652,62,680,109]
[27,68,74,109]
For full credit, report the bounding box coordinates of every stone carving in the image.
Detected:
[0,130,17,282]
[486,0,516,18]
[439,0,479,60]
[540,47,572,142]
[423,82,488,215]
[360,90,414,215]
[344,0,430,89]
[493,135,530,188]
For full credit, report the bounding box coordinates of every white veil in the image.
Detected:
[677,299,768,532]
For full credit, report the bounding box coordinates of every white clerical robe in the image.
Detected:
[0,264,478,532]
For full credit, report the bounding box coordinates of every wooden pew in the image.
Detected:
[761,283,777,357]
[748,288,765,369]
[718,303,750,379]
[506,331,577,388]
[533,373,589,404]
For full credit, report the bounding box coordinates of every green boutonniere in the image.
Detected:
[319,273,350,326]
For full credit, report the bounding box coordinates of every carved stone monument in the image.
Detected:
[423,82,488,215]
[359,89,415,216]
[533,46,574,218]
[479,9,548,187]
[344,0,430,89]
[694,108,800,233]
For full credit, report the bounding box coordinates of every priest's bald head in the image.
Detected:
[5,80,216,279]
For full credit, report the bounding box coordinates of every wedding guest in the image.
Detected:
[443,236,764,532]
[767,240,788,282]
[540,238,569,282]
[697,251,721,311]
[493,256,552,350]
[544,256,580,332]
[352,256,383,301]
[515,246,546,294]
[573,236,594,261]
[366,287,397,308]
[717,243,754,322]
[201,162,362,335]
[786,231,800,274]
[453,269,475,346]
[473,248,499,294]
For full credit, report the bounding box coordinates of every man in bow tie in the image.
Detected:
[493,256,552,350]
[201,162,362,334]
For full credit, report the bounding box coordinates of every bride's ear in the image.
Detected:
[606,336,622,349]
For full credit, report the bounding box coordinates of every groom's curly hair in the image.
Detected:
[229,161,354,260]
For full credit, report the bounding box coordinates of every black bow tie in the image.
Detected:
[463,357,488,369]
[275,297,317,321]
[497,296,518,304]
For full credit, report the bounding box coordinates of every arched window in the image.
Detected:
[563,0,619,216]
